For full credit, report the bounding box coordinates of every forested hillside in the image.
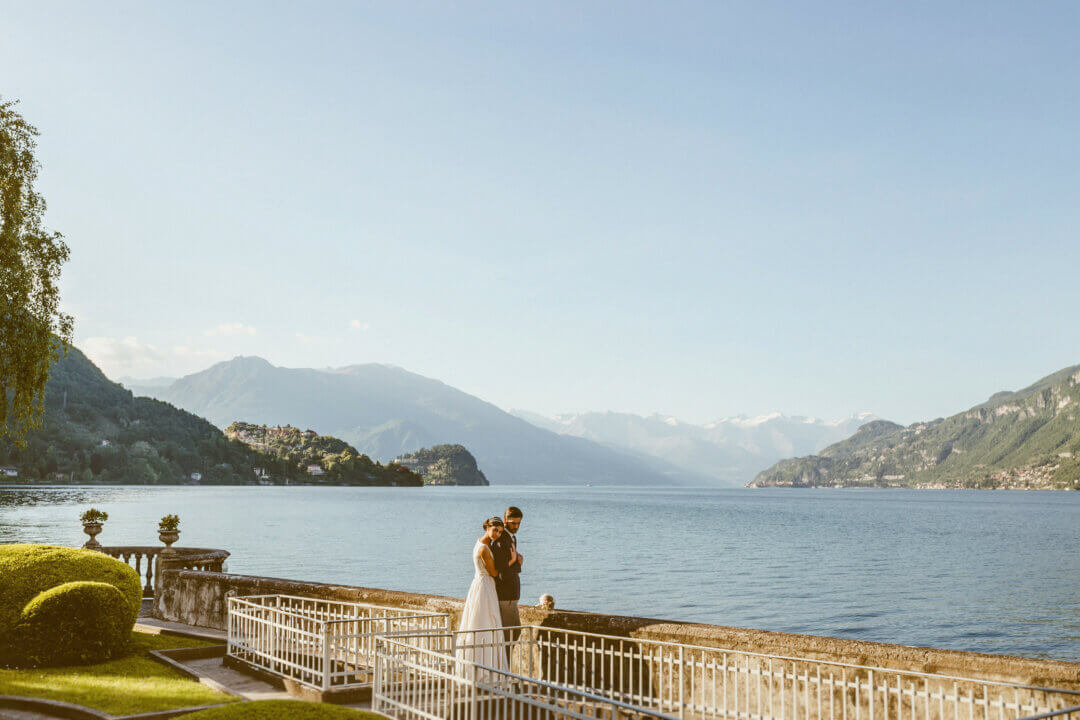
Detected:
[0,347,261,484]
[393,444,489,485]
[751,366,1080,490]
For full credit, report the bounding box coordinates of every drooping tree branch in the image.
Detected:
[0,97,73,444]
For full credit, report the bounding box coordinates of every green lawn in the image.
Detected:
[177,700,383,719]
[0,630,239,716]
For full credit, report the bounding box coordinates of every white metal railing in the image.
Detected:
[373,632,677,720]
[226,594,449,692]
[1017,708,1080,720]
[386,627,1080,720]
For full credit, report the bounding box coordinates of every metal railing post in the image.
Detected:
[372,640,383,715]
[322,621,332,692]
[528,628,535,680]
[265,605,273,673]
[870,670,875,720]
[464,649,477,720]
[678,644,686,719]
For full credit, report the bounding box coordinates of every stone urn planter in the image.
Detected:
[158,528,180,550]
[82,522,103,549]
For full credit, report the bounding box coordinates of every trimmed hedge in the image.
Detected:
[14,581,131,666]
[0,544,142,667]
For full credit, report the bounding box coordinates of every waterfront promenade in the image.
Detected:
[3,532,1079,720]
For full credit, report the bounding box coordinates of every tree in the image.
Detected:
[0,98,73,444]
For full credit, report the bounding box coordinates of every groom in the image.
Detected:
[491,506,523,642]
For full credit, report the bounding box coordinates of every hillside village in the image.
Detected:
[225,422,422,486]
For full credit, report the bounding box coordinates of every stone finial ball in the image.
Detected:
[538,593,555,609]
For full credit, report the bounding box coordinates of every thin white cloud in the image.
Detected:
[82,336,228,379]
[83,336,165,375]
[206,322,257,337]
[350,320,371,331]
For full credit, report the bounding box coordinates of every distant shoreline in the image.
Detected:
[2,482,1077,492]
[0,481,424,489]
[747,484,1077,491]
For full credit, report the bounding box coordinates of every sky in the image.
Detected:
[2,1,1079,426]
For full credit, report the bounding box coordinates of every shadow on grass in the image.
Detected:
[0,631,237,716]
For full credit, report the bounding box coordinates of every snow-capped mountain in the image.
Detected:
[510,410,877,486]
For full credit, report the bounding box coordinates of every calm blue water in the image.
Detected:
[1,486,1077,661]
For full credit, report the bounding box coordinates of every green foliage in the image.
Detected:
[13,581,130,666]
[0,97,74,445]
[176,700,382,719]
[0,544,142,666]
[80,507,108,523]
[0,346,270,484]
[752,366,1080,490]
[226,421,423,486]
[0,631,235,714]
[159,513,180,531]
[394,443,489,486]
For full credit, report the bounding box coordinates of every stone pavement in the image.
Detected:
[0,709,61,720]
[134,616,227,643]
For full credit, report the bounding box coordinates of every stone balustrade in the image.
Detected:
[100,546,160,596]
[101,546,229,598]
[160,548,230,573]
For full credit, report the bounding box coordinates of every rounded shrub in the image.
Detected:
[13,581,131,666]
[0,544,142,666]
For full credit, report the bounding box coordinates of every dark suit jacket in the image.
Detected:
[491,531,521,601]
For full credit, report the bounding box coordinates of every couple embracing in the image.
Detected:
[456,506,523,674]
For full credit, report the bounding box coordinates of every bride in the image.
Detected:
[455,516,510,678]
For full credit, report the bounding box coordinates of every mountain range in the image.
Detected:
[510,409,876,484]
[0,347,419,487]
[127,357,706,486]
[751,365,1080,490]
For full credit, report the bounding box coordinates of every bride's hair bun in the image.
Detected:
[483,517,505,530]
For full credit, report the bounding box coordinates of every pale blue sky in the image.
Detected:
[3,1,1078,425]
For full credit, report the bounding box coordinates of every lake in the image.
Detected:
[1,485,1077,661]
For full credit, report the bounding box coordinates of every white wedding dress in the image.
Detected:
[455,540,510,679]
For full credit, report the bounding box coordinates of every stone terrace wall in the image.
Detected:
[155,569,1080,691]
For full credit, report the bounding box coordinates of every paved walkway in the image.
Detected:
[177,657,292,702]
[0,709,60,720]
[133,617,227,643]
